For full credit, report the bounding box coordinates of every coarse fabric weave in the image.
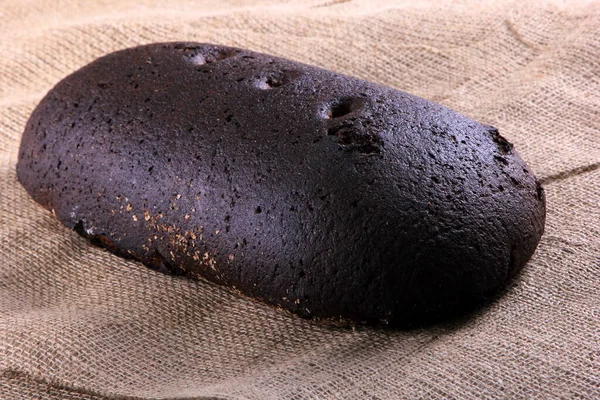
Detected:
[1,0,599,398]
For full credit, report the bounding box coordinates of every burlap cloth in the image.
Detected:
[1,0,599,398]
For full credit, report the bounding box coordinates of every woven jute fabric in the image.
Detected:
[1,0,599,398]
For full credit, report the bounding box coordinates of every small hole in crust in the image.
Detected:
[327,124,381,154]
[330,101,353,118]
[256,76,284,89]
[193,50,238,65]
[254,70,301,90]
[535,181,544,202]
[178,45,240,66]
[487,126,513,154]
[323,97,364,119]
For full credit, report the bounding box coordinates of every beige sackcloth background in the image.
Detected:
[1,0,599,398]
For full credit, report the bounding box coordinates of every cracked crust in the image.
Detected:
[16,42,546,326]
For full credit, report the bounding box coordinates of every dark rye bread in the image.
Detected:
[17,42,545,326]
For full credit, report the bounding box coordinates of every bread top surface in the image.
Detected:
[17,43,546,325]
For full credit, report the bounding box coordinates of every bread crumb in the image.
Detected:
[132,214,138,221]
[202,251,217,270]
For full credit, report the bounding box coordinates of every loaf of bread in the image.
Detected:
[17,43,546,326]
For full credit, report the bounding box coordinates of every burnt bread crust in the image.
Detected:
[17,43,546,326]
